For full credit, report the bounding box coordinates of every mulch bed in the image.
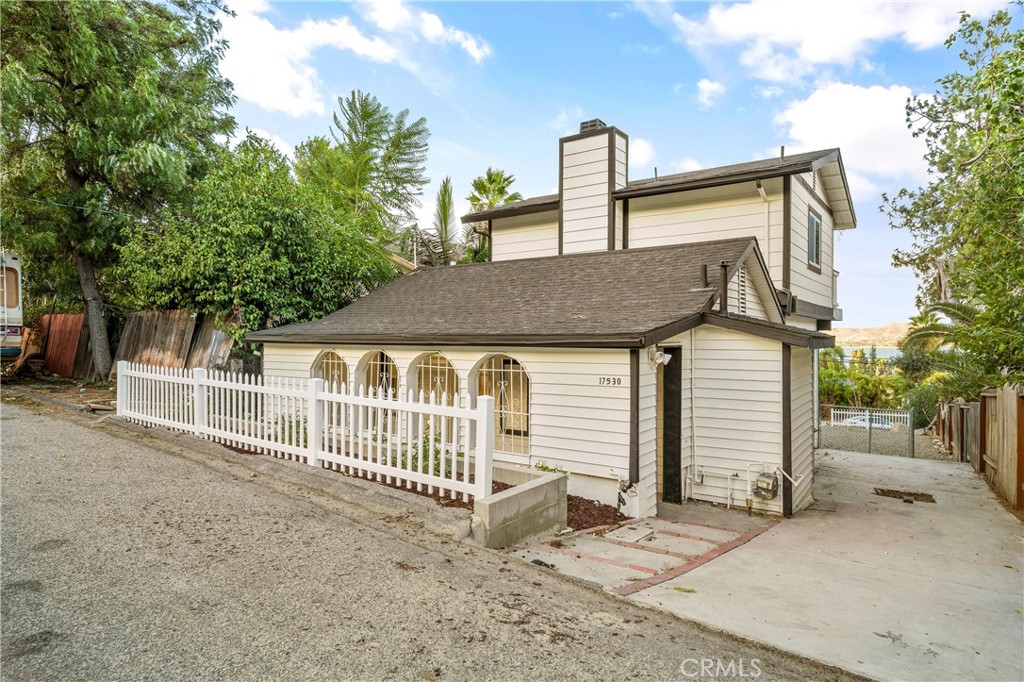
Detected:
[322,468,627,530]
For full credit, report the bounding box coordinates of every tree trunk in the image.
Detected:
[76,250,113,379]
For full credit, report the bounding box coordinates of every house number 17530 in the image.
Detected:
[598,377,622,386]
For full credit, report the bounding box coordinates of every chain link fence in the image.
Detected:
[819,405,915,457]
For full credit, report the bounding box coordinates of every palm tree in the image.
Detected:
[902,300,998,400]
[410,177,463,267]
[464,167,524,262]
[904,301,979,348]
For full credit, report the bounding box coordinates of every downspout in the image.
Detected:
[782,344,793,517]
[689,329,697,499]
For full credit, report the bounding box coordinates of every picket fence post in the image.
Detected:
[116,360,129,416]
[474,395,494,499]
[194,368,208,438]
[308,378,324,468]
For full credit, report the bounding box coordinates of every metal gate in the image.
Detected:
[819,405,915,457]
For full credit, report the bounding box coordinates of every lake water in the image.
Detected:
[840,346,900,360]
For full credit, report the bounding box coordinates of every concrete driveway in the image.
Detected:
[628,451,1024,682]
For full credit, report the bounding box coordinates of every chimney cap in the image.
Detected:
[579,118,607,133]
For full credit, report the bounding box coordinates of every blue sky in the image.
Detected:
[218,0,1014,329]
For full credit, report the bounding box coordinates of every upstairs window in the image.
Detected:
[807,209,822,268]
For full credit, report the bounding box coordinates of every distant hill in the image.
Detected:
[830,322,909,348]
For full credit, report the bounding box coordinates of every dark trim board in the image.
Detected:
[789,295,836,321]
[622,198,630,249]
[557,138,565,256]
[782,175,791,290]
[701,313,836,349]
[629,349,640,484]
[487,220,492,262]
[782,343,793,517]
[794,175,833,217]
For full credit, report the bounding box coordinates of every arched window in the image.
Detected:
[475,355,529,456]
[415,353,460,405]
[364,351,399,397]
[312,351,348,389]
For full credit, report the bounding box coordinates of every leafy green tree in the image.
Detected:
[463,167,524,262]
[0,0,235,378]
[294,90,429,239]
[882,7,1024,381]
[118,135,396,340]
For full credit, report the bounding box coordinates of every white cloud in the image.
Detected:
[671,157,703,173]
[774,82,930,200]
[418,10,491,62]
[365,0,413,31]
[248,128,293,159]
[756,85,783,99]
[221,1,490,117]
[668,0,1005,82]
[631,138,655,166]
[548,106,585,134]
[696,78,726,107]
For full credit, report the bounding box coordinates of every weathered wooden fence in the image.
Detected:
[116,361,494,502]
[938,386,1023,510]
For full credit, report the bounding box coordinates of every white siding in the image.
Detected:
[790,347,815,512]
[687,326,783,513]
[491,212,558,261]
[262,343,634,509]
[637,355,658,518]
[724,264,768,320]
[562,134,611,254]
[628,180,784,279]
[789,171,835,308]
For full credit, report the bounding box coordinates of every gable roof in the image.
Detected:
[461,148,855,230]
[247,238,833,349]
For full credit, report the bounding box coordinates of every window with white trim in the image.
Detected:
[807,209,822,268]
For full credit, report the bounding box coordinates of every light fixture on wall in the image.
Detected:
[647,347,672,366]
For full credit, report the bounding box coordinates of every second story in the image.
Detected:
[461,120,856,331]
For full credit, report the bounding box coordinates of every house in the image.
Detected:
[247,120,855,518]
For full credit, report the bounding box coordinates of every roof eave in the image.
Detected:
[245,332,650,349]
[614,163,816,201]
[460,199,559,224]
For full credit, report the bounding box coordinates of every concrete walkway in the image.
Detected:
[512,509,777,593]
[513,451,1024,682]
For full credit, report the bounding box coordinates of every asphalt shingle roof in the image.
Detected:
[247,238,835,349]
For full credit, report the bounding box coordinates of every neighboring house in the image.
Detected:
[248,120,855,518]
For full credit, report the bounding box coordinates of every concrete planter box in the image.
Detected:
[471,466,567,549]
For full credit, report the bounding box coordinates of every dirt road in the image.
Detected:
[1,395,861,681]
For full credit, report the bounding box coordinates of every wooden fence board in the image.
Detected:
[185,312,239,371]
[109,310,196,380]
[43,313,84,377]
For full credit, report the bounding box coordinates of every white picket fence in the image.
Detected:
[116,361,494,501]
[826,405,911,428]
